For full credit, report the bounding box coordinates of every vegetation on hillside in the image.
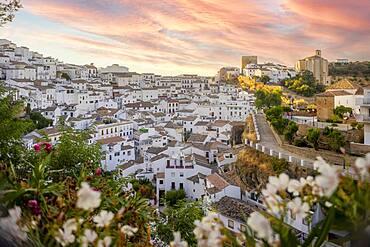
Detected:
[329,61,370,78]
[283,70,325,97]
[255,87,282,109]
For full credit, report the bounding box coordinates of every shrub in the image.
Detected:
[293,138,309,147]
[307,128,321,150]
[165,189,186,206]
[284,121,298,144]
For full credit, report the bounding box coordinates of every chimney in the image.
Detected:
[315,50,321,57]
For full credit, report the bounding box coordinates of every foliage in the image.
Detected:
[260,75,270,83]
[60,72,71,81]
[49,130,101,181]
[283,121,298,144]
[293,138,309,147]
[0,0,22,26]
[329,61,370,77]
[324,128,345,152]
[164,189,186,206]
[156,200,204,246]
[0,139,154,246]
[306,128,320,150]
[334,105,352,118]
[0,84,35,166]
[283,70,324,97]
[255,88,282,109]
[328,114,343,123]
[131,178,155,200]
[235,148,312,191]
[29,112,53,129]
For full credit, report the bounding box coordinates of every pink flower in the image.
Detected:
[95,167,102,176]
[27,199,41,215]
[33,143,41,152]
[44,143,52,153]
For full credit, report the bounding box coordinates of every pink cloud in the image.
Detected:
[8,0,370,75]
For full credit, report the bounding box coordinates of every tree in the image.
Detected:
[164,189,186,206]
[61,72,71,81]
[284,121,298,144]
[0,83,34,165]
[307,128,321,150]
[29,112,52,129]
[283,70,322,97]
[255,88,282,109]
[156,200,204,246]
[49,130,101,180]
[131,178,155,199]
[260,75,270,83]
[334,105,352,118]
[0,0,22,26]
[326,129,345,152]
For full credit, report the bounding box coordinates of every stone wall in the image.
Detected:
[316,95,334,121]
[350,142,370,156]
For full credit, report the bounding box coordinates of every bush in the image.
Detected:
[165,189,186,206]
[284,121,298,144]
[255,88,282,109]
[293,138,309,147]
[327,129,346,152]
[307,128,321,150]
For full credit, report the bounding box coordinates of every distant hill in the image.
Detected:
[329,61,370,78]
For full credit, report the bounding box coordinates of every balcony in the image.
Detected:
[357,97,370,106]
[354,114,370,123]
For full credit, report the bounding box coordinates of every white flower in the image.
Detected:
[315,159,339,197]
[93,210,114,228]
[247,212,274,243]
[170,232,188,247]
[76,182,101,211]
[81,229,98,247]
[287,179,303,196]
[63,218,77,233]
[97,236,112,247]
[55,228,76,246]
[262,183,277,197]
[314,157,327,170]
[354,154,370,179]
[287,197,310,219]
[193,213,223,247]
[0,207,28,242]
[268,173,289,191]
[55,218,78,246]
[120,225,138,237]
[264,194,283,215]
[8,206,22,223]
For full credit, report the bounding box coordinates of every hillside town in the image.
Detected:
[2,36,370,246]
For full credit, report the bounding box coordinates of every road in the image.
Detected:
[254,113,315,166]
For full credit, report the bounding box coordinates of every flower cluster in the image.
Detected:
[33,142,52,153]
[54,182,139,247]
[193,213,224,247]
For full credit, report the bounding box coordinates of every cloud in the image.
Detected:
[7,0,370,75]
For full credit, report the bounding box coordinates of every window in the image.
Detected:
[159,180,163,185]
[180,172,184,177]
[114,152,120,157]
[109,155,112,161]
[302,217,309,226]
[171,182,175,190]
[240,224,246,232]
[127,151,131,156]
[167,160,170,166]
[228,220,234,229]
[179,183,183,190]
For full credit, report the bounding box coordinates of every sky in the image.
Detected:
[2,0,370,76]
